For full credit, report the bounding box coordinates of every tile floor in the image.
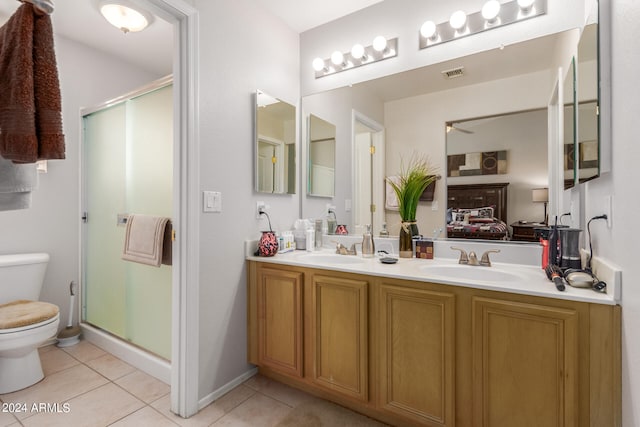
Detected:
[0,340,334,427]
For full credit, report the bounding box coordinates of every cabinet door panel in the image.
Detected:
[257,267,303,377]
[472,297,578,427]
[378,284,455,426]
[310,274,368,401]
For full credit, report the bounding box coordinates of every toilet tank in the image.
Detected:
[0,253,50,304]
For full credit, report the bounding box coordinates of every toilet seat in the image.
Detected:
[0,300,59,333]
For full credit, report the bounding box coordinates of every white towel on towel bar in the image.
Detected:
[122,214,172,267]
[0,156,37,211]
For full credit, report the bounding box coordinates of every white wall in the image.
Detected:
[193,0,300,400]
[585,1,640,424]
[0,36,159,333]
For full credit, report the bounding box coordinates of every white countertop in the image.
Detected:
[246,247,619,306]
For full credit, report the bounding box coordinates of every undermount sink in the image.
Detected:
[298,254,366,265]
[419,264,523,283]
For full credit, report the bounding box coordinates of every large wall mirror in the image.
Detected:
[255,90,296,194]
[301,20,599,243]
[307,114,335,197]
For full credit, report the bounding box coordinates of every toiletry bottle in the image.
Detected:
[379,223,389,237]
[362,224,375,258]
[306,227,315,252]
[314,219,323,249]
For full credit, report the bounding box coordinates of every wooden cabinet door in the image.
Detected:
[377,283,456,427]
[257,267,303,377]
[309,274,368,401]
[472,297,578,427]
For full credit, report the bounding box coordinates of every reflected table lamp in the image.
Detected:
[532,188,549,225]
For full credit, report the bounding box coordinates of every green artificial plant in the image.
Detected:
[387,156,437,222]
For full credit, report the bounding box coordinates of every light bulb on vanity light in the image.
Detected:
[351,44,367,61]
[331,50,346,66]
[481,0,501,23]
[449,10,467,32]
[420,20,438,41]
[312,57,327,72]
[372,36,388,53]
[517,0,535,11]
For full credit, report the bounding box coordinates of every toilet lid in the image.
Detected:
[0,300,59,330]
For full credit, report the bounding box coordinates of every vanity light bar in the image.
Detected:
[419,0,547,50]
[312,37,398,79]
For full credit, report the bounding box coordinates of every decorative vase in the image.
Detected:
[258,231,278,257]
[399,221,419,258]
[335,224,348,235]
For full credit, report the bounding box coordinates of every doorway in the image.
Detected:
[352,111,385,236]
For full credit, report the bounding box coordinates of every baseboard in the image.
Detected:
[198,367,258,410]
[80,323,171,384]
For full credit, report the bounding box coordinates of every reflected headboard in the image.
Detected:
[447,183,509,222]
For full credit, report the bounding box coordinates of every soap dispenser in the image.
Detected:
[362,224,375,258]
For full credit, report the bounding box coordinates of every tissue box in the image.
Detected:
[415,239,434,259]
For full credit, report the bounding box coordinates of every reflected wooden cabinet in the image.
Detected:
[472,297,578,427]
[377,283,455,426]
[307,274,368,401]
[256,266,303,378]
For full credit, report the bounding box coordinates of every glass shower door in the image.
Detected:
[82,84,173,360]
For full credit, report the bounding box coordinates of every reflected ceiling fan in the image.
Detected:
[446,123,474,134]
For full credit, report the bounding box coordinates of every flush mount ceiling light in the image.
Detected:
[99,1,154,33]
[312,36,398,79]
[419,0,546,50]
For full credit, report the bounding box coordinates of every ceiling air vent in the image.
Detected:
[441,66,465,79]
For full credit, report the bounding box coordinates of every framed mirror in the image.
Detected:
[255,90,296,194]
[307,114,336,197]
[577,20,599,183]
[563,57,577,189]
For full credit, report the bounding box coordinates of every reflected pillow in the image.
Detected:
[452,206,494,222]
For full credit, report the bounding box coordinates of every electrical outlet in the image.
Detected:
[256,201,265,219]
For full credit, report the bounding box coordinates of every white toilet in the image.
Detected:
[0,253,60,394]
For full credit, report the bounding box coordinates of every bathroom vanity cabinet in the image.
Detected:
[247,261,620,427]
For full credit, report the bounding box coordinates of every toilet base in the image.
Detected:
[0,349,44,394]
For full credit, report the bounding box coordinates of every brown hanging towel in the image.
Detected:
[0,3,65,163]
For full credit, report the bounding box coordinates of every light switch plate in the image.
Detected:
[203,191,222,213]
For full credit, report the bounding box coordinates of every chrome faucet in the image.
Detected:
[335,242,357,255]
[451,247,469,264]
[451,247,500,267]
[480,249,500,266]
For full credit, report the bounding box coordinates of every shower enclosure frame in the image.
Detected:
[80,74,173,364]
[78,0,200,418]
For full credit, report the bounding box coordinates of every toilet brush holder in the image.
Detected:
[57,281,81,347]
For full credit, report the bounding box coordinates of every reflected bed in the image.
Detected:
[446,183,509,240]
